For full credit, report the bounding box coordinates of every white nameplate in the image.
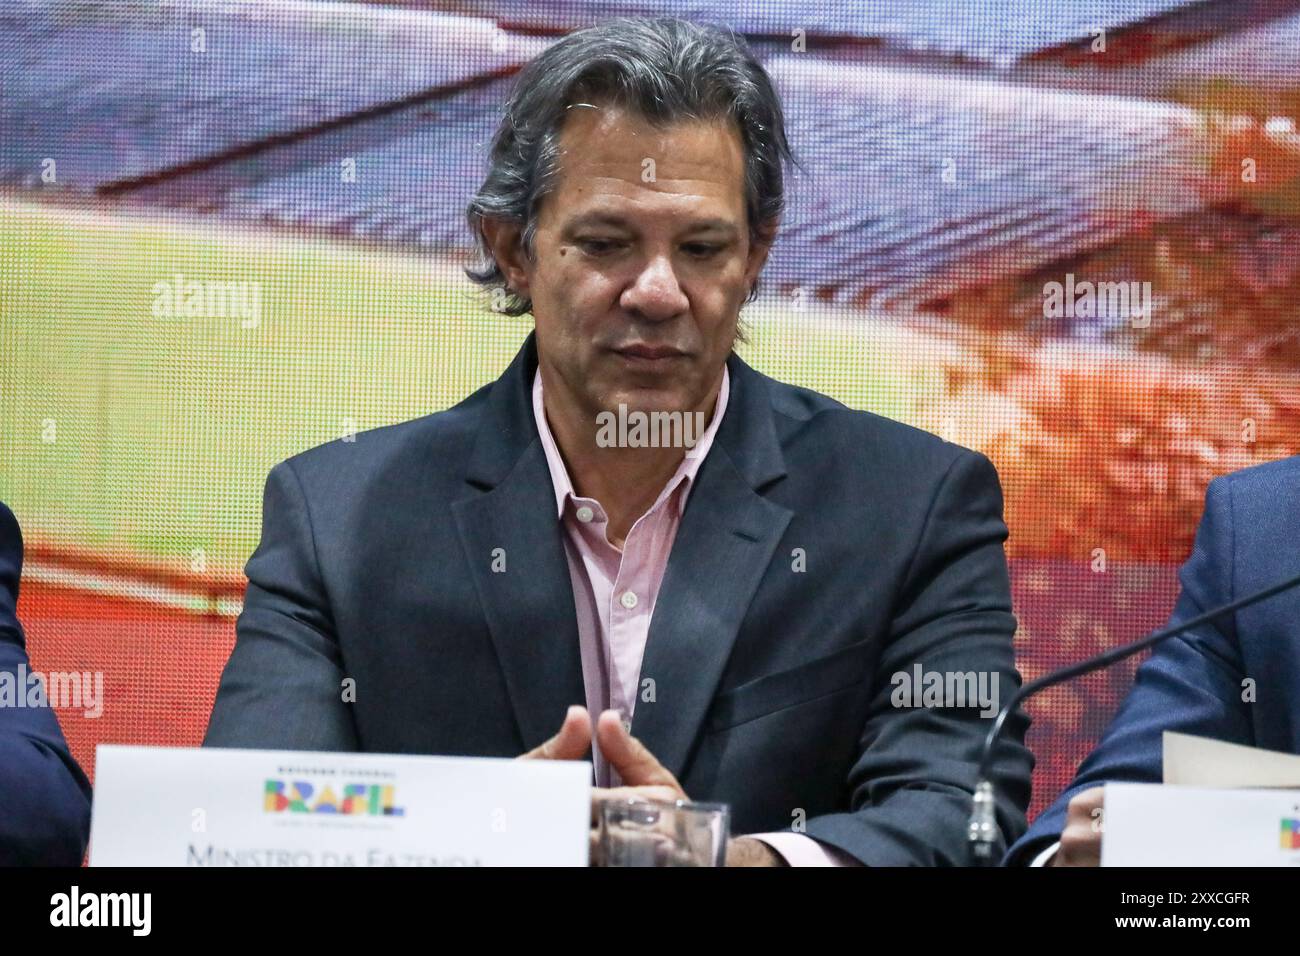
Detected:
[89,745,590,866]
[1103,782,1300,866]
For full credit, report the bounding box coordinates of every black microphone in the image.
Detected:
[967,566,1300,866]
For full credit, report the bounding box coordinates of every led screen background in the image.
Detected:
[2,0,1299,823]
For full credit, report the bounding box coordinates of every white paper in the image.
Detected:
[1102,782,1300,866]
[89,745,591,866]
[1163,731,1300,787]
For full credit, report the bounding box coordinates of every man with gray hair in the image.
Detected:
[206,16,1033,865]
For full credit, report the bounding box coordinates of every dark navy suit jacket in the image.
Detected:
[0,501,93,865]
[206,332,1033,865]
[1006,454,1300,865]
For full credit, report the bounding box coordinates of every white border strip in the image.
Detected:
[23,561,244,618]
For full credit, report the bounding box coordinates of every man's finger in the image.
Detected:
[595,709,683,789]
[518,705,591,760]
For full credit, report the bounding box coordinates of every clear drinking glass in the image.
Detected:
[598,797,730,867]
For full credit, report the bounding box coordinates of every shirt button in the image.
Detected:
[619,591,638,609]
[575,505,594,523]
[620,714,633,734]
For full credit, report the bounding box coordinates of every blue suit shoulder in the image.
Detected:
[1197,454,1300,584]
[1210,453,1300,497]
[267,381,491,499]
[1002,454,1300,866]
[0,501,94,866]
[760,370,995,489]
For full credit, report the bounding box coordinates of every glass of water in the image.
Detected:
[598,797,730,867]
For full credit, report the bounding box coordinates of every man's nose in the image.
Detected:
[620,254,689,321]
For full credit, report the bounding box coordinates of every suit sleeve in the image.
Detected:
[204,460,360,751]
[0,502,93,866]
[1003,474,1250,865]
[803,449,1034,865]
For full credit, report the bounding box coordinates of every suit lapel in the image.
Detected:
[632,352,792,779]
[451,335,792,778]
[451,334,586,755]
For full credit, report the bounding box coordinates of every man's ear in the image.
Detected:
[480,217,531,297]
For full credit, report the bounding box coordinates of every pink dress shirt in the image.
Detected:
[532,365,857,867]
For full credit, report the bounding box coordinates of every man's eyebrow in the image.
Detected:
[563,212,740,237]
[681,218,741,238]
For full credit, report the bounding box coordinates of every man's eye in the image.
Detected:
[579,239,620,255]
[684,244,722,257]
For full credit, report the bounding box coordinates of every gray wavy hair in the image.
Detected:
[464,16,799,318]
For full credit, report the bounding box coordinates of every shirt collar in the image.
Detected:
[532,362,731,520]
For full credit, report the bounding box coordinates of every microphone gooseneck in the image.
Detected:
[968,567,1300,866]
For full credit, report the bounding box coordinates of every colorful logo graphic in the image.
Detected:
[1281,818,1300,850]
[264,779,405,817]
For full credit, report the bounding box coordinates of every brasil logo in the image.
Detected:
[265,779,405,816]
[1282,818,1300,850]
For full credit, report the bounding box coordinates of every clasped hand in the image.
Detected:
[517,705,782,866]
